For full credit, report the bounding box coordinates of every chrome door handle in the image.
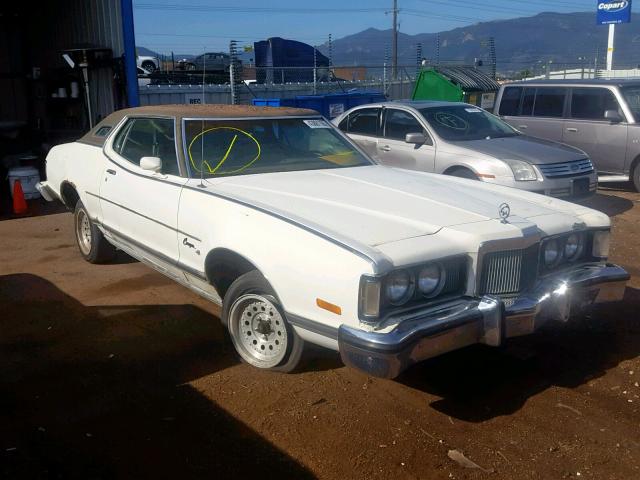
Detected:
[517,125,528,129]
[106,169,116,175]
[380,145,391,152]
[566,127,578,133]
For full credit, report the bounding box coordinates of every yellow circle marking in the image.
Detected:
[188,126,261,175]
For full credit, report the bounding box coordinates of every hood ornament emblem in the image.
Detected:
[498,203,511,223]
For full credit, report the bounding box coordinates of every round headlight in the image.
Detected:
[544,239,560,267]
[564,233,583,261]
[418,263,444,297]
[384,270,414,305]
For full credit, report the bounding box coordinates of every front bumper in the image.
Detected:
[485,173,597,198]
[35,181,58,202]
[338,262,629,379]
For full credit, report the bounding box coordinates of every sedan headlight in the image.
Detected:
[543,239,561,267]
[505,159,538,181]
[384,269,414,305]
[417,263,445,297]
[564,233,584,261]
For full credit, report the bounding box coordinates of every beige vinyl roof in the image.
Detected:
[79,104,320,147]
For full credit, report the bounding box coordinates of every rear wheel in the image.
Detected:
[223,270,303,372]
[447,167,479,180]
[74,200,116,263]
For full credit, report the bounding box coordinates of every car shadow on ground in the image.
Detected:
[578,191,636,217]
[0,273,315,479]
[397,286,640,423]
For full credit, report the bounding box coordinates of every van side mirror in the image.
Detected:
[140,156,162,172]
[405,132,427,145]
[604,110,623,123]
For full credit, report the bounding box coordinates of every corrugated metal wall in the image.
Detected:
[32,0,125,121]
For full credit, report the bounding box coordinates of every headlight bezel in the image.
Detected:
[358,256,467,323]
[539,229,606,275]
[504,159,538,182]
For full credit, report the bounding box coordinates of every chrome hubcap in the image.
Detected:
[229,294,288,368]
[76,210,92,255]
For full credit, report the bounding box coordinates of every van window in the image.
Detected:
[571,88,621,120]
[532,87,566,117]
[498,87,522,116]
[521,88,535,116]
[346,108,379,136]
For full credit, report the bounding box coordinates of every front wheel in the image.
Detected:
[74,200,116,263]
[223,271,304,372]
[632,163,640,192]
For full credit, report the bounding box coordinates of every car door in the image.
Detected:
[339,107,381,158]
[377,108,436,172]
[100,117,187,264]
[563,87,628,174]
[499,86,567,142]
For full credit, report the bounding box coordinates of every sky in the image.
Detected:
[133,0,593,55]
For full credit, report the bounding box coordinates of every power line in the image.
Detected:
[134,4,389,14]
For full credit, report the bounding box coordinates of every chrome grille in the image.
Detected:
[537,158,594,179]
[479,245,539,296]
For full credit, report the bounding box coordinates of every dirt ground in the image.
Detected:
[1,186,639,480]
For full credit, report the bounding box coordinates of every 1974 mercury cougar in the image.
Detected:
[37,105,629,378]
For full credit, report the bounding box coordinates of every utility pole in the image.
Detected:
[392,0,398,79]
[488,36,496,80]
[436,33,440,65]
[606,24,615,71]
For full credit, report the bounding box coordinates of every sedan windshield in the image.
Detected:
[419,105,518,141]
[621,86,640,120]
[184,117,371,177]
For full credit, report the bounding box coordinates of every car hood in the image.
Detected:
[212,166,596,249]
[454,135,586,165]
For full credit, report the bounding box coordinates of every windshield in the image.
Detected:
[621,86,640,120]
[184,117,371,177]
[418,105,518,141]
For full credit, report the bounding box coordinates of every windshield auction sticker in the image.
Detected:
[303,119,331,128]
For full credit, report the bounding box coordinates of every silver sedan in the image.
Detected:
[333,101,597,198]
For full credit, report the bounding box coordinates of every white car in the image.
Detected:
[37,105,629,379]
[136,55,159,73]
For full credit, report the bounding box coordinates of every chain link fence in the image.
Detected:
[138,65,419,106]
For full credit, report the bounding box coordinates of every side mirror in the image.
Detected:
[405,132,426,145]
[140,156,162,172]
[604,109,623,123]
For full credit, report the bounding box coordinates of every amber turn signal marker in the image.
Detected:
[316,298,342,315]
[477,173,496,179]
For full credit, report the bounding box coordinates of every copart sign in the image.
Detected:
[597,0,632,24]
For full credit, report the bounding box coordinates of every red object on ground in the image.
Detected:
[12,179,28,215]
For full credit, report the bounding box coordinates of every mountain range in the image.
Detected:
[139,12,640,74]
[315,12,640,73]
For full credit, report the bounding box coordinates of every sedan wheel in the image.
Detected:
[229,294,288,368]
[222,270,304,372]
[75,208,92,256]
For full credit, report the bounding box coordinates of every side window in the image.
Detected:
[532,87,566,118]
[498,87,522,116]
[338,116,349,131]
[115,118,180,175]
[347,108,379,136]
[383,109,425,141]
[570,88,621,120]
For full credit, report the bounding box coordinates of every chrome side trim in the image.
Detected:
[86,191,201,241]
[286,312,339,340]
[98,221,207,281]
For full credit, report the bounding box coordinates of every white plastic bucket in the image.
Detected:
[9,166,41,199]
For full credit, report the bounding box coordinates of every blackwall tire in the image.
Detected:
[222,270,304,373]
[74,200,116,264]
